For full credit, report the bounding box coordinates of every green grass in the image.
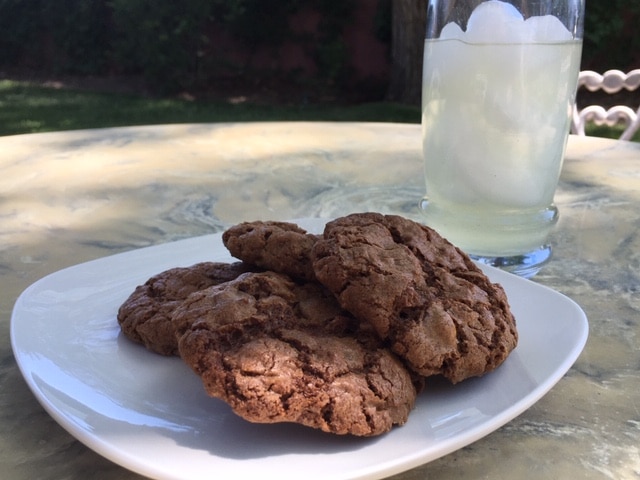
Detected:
[1,79,637,142]
[584,123,640,142]
[0,80,420,136]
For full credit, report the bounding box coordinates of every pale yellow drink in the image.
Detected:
[421,39,582,256]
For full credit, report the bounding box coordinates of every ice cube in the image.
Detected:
[523,15,572,42]
[440,22,464,40]
[465,0,524,43]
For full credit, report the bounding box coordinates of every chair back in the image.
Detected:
[571,69,640,141]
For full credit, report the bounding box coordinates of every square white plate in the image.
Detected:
[11,219,588,480]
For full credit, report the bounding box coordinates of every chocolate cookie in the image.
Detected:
[117,261,251,355]
[222,221,318,281]
[174,271,417,437]
[311,212,518,384]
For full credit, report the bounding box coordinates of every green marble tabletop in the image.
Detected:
[1,122,639,479]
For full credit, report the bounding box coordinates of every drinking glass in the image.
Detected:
[420,0,584,277]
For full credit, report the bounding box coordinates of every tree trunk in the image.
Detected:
[386,0,428,106]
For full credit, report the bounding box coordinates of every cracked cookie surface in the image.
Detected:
[174,271,417,437]
[117,261,252,355]
[222,221,318,281]
[311,212,518,383]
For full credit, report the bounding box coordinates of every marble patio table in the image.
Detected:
[1,122,639,479]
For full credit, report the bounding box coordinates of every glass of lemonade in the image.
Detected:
[420,0,584,277]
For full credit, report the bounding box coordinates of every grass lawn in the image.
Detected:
[0,79,420,136]
[1,79,637,141]
[581,123,640,142]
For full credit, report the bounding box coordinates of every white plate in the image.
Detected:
[11,219,588,480]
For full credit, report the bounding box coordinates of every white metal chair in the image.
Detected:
[571,69,640,141]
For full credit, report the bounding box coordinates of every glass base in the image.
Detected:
[469,245,552,279]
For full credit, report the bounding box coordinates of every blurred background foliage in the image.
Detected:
[581,0,640,71]
[0,0,361,96]
[0,0,638,98]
